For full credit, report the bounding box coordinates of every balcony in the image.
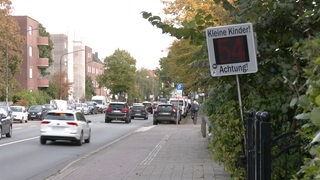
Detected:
[38,78,49,88]
[37,37,48,46]
[37,58,49,67]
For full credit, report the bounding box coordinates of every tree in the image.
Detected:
[85,75,95,100]
[143,0,320,178]
[98,49,136,102]
[0,0,24,101]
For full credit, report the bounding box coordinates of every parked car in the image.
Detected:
[130,104,148,120]
[142,101,153,114]
[0,105,13,139]
[28,105,46,120]
[10,105,28,123]
[105,102,131,123]
[153,103,178,125]
[40,110,91,145]
[74,103,89,115]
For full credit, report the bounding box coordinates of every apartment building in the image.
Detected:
[13,16,49,92]
[85,47,107,96]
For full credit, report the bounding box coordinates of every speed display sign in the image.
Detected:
[206,23,258,77]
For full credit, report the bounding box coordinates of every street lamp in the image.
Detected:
[59,49,84,100]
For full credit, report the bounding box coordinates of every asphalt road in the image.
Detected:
[0,113,153,180]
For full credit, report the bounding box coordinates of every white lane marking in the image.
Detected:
[135,126,155,132]
[140,134,170,166]
[0,136,39,147]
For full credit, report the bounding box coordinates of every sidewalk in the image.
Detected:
[49,116,230,180]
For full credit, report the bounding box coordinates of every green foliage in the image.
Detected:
[144,0,320,179]
[85,75,95,100]
[98,49,136,101]
[12,90,51,106]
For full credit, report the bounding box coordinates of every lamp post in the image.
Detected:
[59,49,84,100]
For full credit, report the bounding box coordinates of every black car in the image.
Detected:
[142,101,153,114]
[105,102,131,123]
[28,105,46,120]
[130,104,148,120]
[153,103,178,125]
[0,105,13,139]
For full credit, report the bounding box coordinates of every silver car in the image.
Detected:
[40,110,91,146]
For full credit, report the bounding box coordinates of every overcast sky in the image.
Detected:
[10,0,176,69]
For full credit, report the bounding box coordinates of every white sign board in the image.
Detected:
[206,23,258,77]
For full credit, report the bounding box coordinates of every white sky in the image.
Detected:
[9,0,176,70]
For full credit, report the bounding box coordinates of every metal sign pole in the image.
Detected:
[236,75,247,152]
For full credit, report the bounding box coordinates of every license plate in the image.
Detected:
[160,112,170,115]
[113,110,120,113]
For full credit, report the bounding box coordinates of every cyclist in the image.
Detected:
[190,101,199,124]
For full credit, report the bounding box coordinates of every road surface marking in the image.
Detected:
[140,134,170,166]
[135,126,155,132]
[0,136,39,147]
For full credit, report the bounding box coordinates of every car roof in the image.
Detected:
[109,102,126,104]
[46,110,77,114]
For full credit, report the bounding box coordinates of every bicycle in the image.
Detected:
[191,110,198,124]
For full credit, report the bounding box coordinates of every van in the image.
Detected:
[169,97,188,118]
[91,96,107,113]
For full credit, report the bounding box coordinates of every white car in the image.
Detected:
[10,105,28,123]
[40,110,91,146]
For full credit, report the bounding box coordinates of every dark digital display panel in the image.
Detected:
[213,35,249,65]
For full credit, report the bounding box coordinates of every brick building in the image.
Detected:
[13,16,49,92]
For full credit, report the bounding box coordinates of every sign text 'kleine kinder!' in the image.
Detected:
[206,23,258,77]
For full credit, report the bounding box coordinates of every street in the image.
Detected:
[0,113,152,180]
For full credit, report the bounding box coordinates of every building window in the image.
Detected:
[29,68,33,78]
[28,26,33,35]
[29,46,32,57]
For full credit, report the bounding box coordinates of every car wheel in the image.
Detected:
[105,118,111,123]
[5,125,12,138]
[0,127,2,140]
[144,117,148,120]
[40,137,46,145]
[153,120,158,125]
[76,132,84,146]
[85,130,91,143]
[131,116,134,119]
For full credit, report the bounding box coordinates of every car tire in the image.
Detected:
[125,118,130,124]
[153,120,158,125]
[76,132,84,146]
[6,126,12,138]
[105,117,111,123]
[144,117,148,120]
[40,137,46,145]
[0,127,2,140]
[131,116,134,119]
[85,130,91,143]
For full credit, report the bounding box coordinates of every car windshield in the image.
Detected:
[45,112,75,120]
[11,106,23,112]
[158,105,173,111]
[132,106,144,110]
[29,105,42,111]
[170,100,183,106]
[109,104,125,109]
[92,100,103,104]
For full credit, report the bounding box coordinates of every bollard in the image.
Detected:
[201,117,206,138]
